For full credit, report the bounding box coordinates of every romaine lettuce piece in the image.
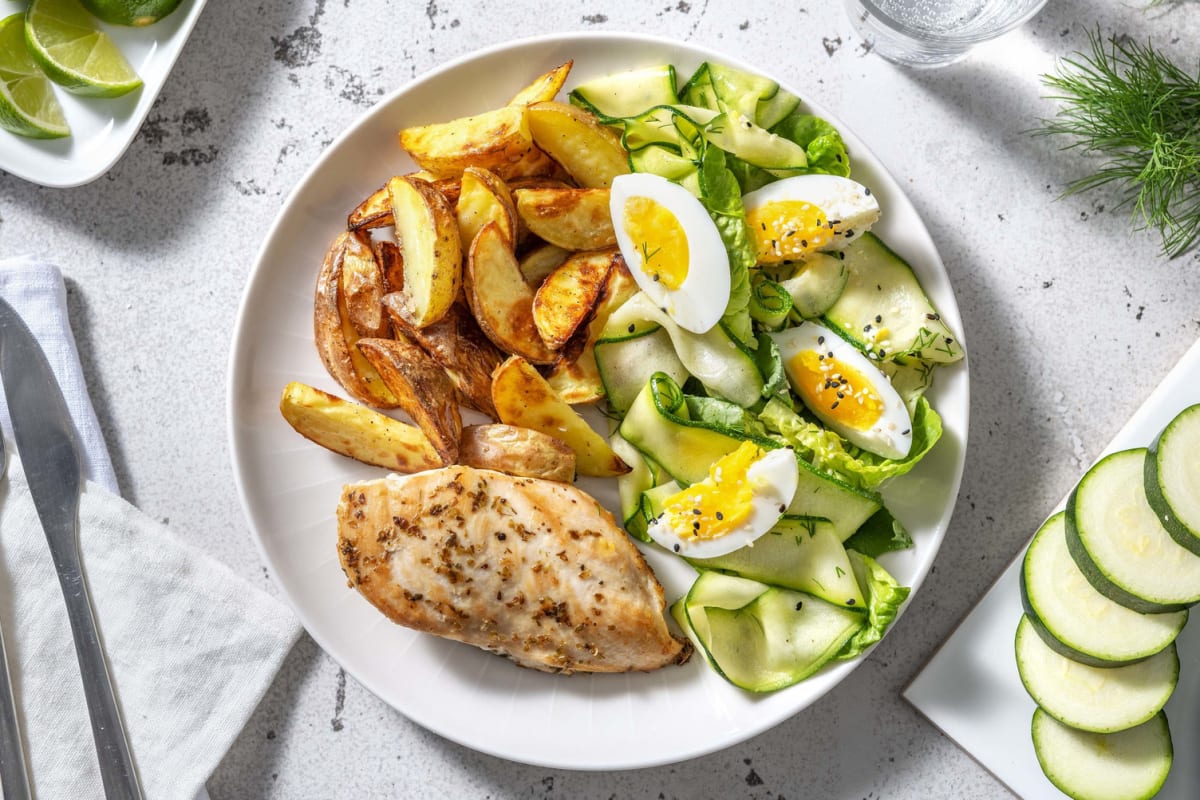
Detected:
[759,395,943,490]
[836,550,911,660]
[697,144,755,345]
[771,113,851,178]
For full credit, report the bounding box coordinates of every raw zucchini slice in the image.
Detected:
[1145,403,1200,555]
[788,459,882,542]
[594,325,687,417]
[676,571,864,692]
[1031,709,1172,800]
[1015,615,1178,734]
[568,64,679,121]
[777,252,848,320]
[687,517,865,608]
[611,432,654,541]
[1067,448,1200,612]
[823,234,962,364]
[1021,512,1186,667]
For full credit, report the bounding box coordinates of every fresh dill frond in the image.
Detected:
[1034,30,1200,258]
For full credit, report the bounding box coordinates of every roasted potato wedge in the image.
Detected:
[465,222,558,365]
[374,239,405,293]
[514,187,616,251]
[279,382,441,472]
[387,175,462,328]
[341,231,389,338]
[458,424,575,482]
[357,336,462,464]
[526,101,630,189]
[348,185,392,231]
[508,61,573,106]
[491,355,629,477]
[384,296,502,419]
[456,167,516,250]
[314,231,400,408]
[532,248,617,349]
[399,106,541,180]
[518,242,570,287]
[544,255,639,404]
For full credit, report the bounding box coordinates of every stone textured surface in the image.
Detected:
[2,0,1199,797]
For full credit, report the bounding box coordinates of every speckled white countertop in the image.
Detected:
[2,0,1199,797]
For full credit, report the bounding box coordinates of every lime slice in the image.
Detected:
[0,13,70,139]
[80,0,184,27]
[24,0,143,98]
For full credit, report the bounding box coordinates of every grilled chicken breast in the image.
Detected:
[337,465,691,673]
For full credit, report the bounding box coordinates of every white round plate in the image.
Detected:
[228,32,969,771]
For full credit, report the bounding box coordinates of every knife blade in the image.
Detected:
[0,297,144,800]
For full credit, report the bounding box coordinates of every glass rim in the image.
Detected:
[852,0,1050,47]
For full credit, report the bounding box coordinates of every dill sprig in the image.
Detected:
[1034,31,1200,258]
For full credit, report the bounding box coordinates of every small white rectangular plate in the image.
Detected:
[905,338,1200,799]
[0,0,207,188]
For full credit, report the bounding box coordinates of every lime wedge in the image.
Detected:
[80,0,184,27]
[0,13,70,139]
[24,0,143,98]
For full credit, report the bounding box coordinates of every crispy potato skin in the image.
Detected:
[357,336,463,465]
[458,424,575,482]
[465,222,559,365]
[385,296,502,419]
[532,248,617,350]
[514,187,616,251]
[314,231,401,408]
[399,106,543,180]
[526,101,630,189]
[491,355,630,477]
[507,60,573,106]
[279,382,442,471]
[340,230,389,338]
[388,175,462,329]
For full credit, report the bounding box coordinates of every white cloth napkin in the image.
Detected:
[0,256,301,799]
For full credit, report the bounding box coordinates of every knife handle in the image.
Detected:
[0,626,31,800]
[54,553,144,800]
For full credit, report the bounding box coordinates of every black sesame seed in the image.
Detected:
[901,428,911,435]
[926,313,939,321]
[693,508,702,515]
[875,314,882,323]
[827,351,834,359]
[817,336,825,344]
[653,274,661,282]
[878,349,886,357]
[944,337,953,344]
[864,187,871,196]
[837,392,844,399]
[831,401,840,409]
[818,354,825,361]
[835,154,843,162]
[692,521,701,531]
[778,504,787,513]
[864,324,872,332]
[801,239,808,247]
[794,601,804,610]
[715,511,724,520]
[627,323,636,333]
[846,598,856,606]
[785,230,795,238]
[844,229,854,237]
[761,222,767,231]
[673,543,681,552]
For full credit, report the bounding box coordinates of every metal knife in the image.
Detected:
[0,297,144,800]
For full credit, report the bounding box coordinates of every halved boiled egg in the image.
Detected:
[742,174,880,265]
[770,321,912,460]
[610,172,730,334]
[647,442,799,559]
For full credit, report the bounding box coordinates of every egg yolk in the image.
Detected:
[623,196,690,289]
[746,200,834,264]
[661,441,763,542]
[789,349,884,431]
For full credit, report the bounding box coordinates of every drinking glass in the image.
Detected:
[845,0,1050,67]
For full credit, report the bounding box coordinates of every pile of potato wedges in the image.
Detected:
[281,61,639,483]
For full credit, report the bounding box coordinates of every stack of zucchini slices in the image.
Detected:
[1017,404,1200,800]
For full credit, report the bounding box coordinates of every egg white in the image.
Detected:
[770,321,913,460]
[647,447,799,559]
[742,174,880,260]
[609,172,730,334]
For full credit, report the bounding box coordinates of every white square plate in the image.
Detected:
[905,338,1200,799]
[0,0,207,188]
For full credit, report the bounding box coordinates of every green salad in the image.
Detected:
[571,60,965,691]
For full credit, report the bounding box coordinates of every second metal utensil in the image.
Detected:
[0,436,32,800]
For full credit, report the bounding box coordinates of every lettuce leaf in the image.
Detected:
[836,551,910,660]
[843,509,913,558]
[758,396,943,490]
[771,113,851,178]
[754,332,787,400]
[684,395,768,439]
[697,144,755,345]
